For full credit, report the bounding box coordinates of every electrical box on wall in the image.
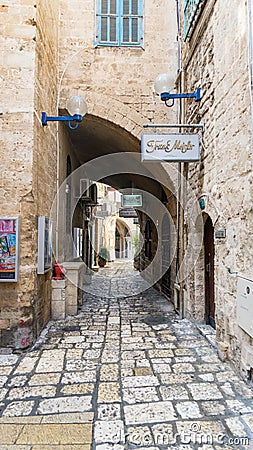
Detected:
[237,274,253,339]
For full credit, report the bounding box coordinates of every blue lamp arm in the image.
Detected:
[41,112,82,130]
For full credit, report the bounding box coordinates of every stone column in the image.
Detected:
[62,261,85,316]
[51,279,66,320]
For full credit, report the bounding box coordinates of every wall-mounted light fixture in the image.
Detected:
[41,96,87,130]
[154,73,201,107]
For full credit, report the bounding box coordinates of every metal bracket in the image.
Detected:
[41,112,82,130]
[143,119,205,132]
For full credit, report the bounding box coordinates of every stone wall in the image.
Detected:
[182,0,253,371]
[0,0,60,347]
[58,0,178,129]
[0,0,37,346]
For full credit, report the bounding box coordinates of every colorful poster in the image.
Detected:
[0,218,19,282]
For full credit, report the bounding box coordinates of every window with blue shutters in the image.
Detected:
[96,0,143,46]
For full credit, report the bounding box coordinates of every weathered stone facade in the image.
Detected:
[0,0,178,347]
[182,0,253,375]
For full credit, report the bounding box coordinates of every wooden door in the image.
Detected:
[204,216,215,328]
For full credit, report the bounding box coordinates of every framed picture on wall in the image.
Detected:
[37,216,52,274]
[0,218,19,282]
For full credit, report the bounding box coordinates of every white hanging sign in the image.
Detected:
[141,133,200,162]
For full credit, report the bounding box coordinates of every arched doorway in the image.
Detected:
[204,216,215,328]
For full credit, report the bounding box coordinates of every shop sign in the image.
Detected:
[121,194,142,207]
[119,208,138,218]
[0,218,19,282]
[141,133,200,162]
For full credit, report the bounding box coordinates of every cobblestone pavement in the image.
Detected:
[83,260,150,298]
[0,261,253,449]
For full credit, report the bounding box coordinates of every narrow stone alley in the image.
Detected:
[0,262,253,449]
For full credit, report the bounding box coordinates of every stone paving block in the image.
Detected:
[0,446,31,450]
[35,357,64,373]
[148,349,174,358]
[0,424,25,444]
[122,375,159,388]
[94,420,124,444]
[97,403,121,420]
[60,383,94,396]
[96,445,124,450]
[61,370,96,384]
[16,423,92,444]
[187,383,223,400]
[7,375,28,387]
[172,363,195,373]
[101,351,119,363]
[134,367,153,376]
[29,372,61,386]
[100,364,119,381]
[124,401,177,425]
[123,387,160,404]
[37,396,92,414]
[151,423,174,445]
[176,420,226,444]
[0,388,8,401]
[2,400,34,417]
[201,400,226,416]
[152,363,171,374]
[159,385,189,400]
[160,373,195,384]
[15,357,37,374]
[8,385,57,400]
[31,446,90,450]
[97,382,120,403]
[225,417,249,436]
[227,400,253,414]
[175,401,202,419]
[40,412,94,423]
[65,360,97,371]
[198,373,214,382]
[0,355,19,366]
[126,425,153,446]
[0,366,14,376]
[0,375,8,387]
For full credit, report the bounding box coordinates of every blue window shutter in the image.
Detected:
[96,0,143,46]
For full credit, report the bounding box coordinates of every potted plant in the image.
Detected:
[98,247,110,267]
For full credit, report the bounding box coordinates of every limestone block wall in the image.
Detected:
[0,0,37,346]
[58,0,178,130]
[0,0,60,346]
[33,0,60,341]
[182,0,253,370]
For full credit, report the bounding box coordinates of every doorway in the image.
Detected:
[204,216,215,328]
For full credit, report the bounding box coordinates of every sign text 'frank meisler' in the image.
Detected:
[141,133,200,162]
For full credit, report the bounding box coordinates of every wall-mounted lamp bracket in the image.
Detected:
[161,88,201,107]
[41,112,82,130]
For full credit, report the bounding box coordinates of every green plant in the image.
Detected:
[132,233,140,256]
[98,247,110,261]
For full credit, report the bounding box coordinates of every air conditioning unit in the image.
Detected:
[73,178,91,200]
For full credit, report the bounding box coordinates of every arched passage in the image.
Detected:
[57,112,177,299]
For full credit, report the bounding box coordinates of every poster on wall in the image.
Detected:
[0,218,19,282]
[37,216,52,274]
